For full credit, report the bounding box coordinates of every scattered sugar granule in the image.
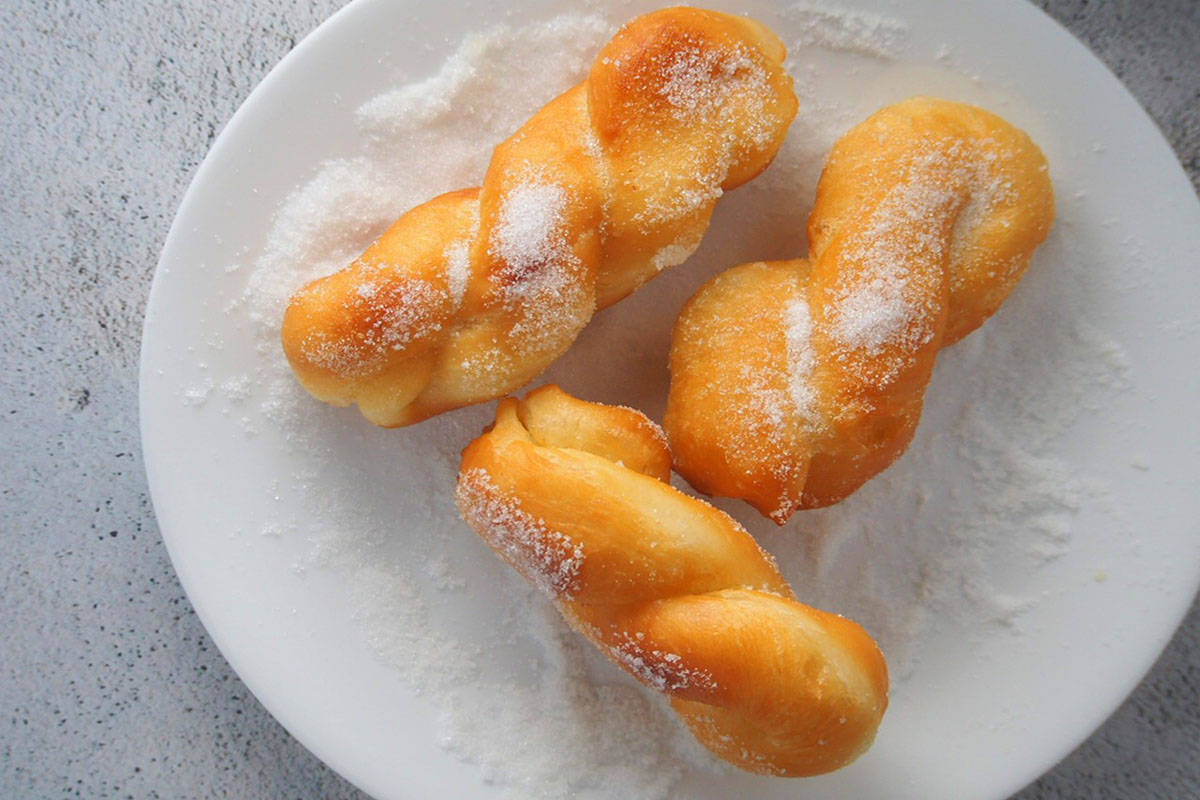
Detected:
[608,634,719,693]
[455,467,585,598]
[784,295,819,427]
[659,43,765,120]
[786,2,909,58]
[491,178,591,357]
[829,176,954,356]
[649,238,701,274]
[299,275,444,377]
[220,375,252,403]
[182,380,213,407]
[493,180,569,275]
[444,239,472,308]
[366,277,444,350]
[829,143,1017,361]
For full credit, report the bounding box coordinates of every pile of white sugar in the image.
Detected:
[211,5,1133,798]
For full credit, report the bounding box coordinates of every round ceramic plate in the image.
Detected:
[141,1,1200,798]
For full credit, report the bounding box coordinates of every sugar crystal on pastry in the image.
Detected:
[492,179,571,275]
[457,385,888,776]
[444,239,472,308]
[491,177,591,357]
[784,295,819,428]
[455,465,585,598]
[609,633,719,693]
[281,7,798,426]
[667,97,1056,520]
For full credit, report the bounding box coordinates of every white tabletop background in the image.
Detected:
[1,0,1196,797]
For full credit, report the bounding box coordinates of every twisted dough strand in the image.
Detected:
[457,385,888,777]
[666,97,1056,522]
[282,8,797,427]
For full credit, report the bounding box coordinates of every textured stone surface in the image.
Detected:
[0,1,1195,798]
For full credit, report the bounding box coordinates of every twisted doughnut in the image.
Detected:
[456,385,888,777]
[666,97,1056,522]
[282,8,797,427]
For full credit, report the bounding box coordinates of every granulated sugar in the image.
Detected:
[298,274,445,377]
[784,295,819,427]
[456,466,586,598]
[607,631,719,693]
[490,177,593,356]
[786,1,909,58]
[444,239,472,309]
[217,6,1132,799]
[659,43,765,120]
[493,180,570,274]
[828,176,954,358]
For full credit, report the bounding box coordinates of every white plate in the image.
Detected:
[141,1,1200,798]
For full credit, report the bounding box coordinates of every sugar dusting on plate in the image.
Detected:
[201,6,1134,798]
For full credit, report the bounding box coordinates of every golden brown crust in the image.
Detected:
[456,385,888,777]
[666,97,1056,521]
[282,8,797,427]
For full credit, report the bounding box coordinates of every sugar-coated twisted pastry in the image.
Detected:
[456,385,888,777]
[281,8,797,427]
[666,97,1056,522]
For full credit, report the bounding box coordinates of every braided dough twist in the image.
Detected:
[282,8,797,427]
[456,385,888,777]
[666,98,1056,522]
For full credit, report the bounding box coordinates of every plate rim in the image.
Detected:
[139,1,1200,798]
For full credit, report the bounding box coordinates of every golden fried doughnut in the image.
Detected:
[666,97,1055,521]
[457,385,888,776]
[282,8,797,427]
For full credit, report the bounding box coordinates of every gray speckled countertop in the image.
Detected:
[1,1,1196,797]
